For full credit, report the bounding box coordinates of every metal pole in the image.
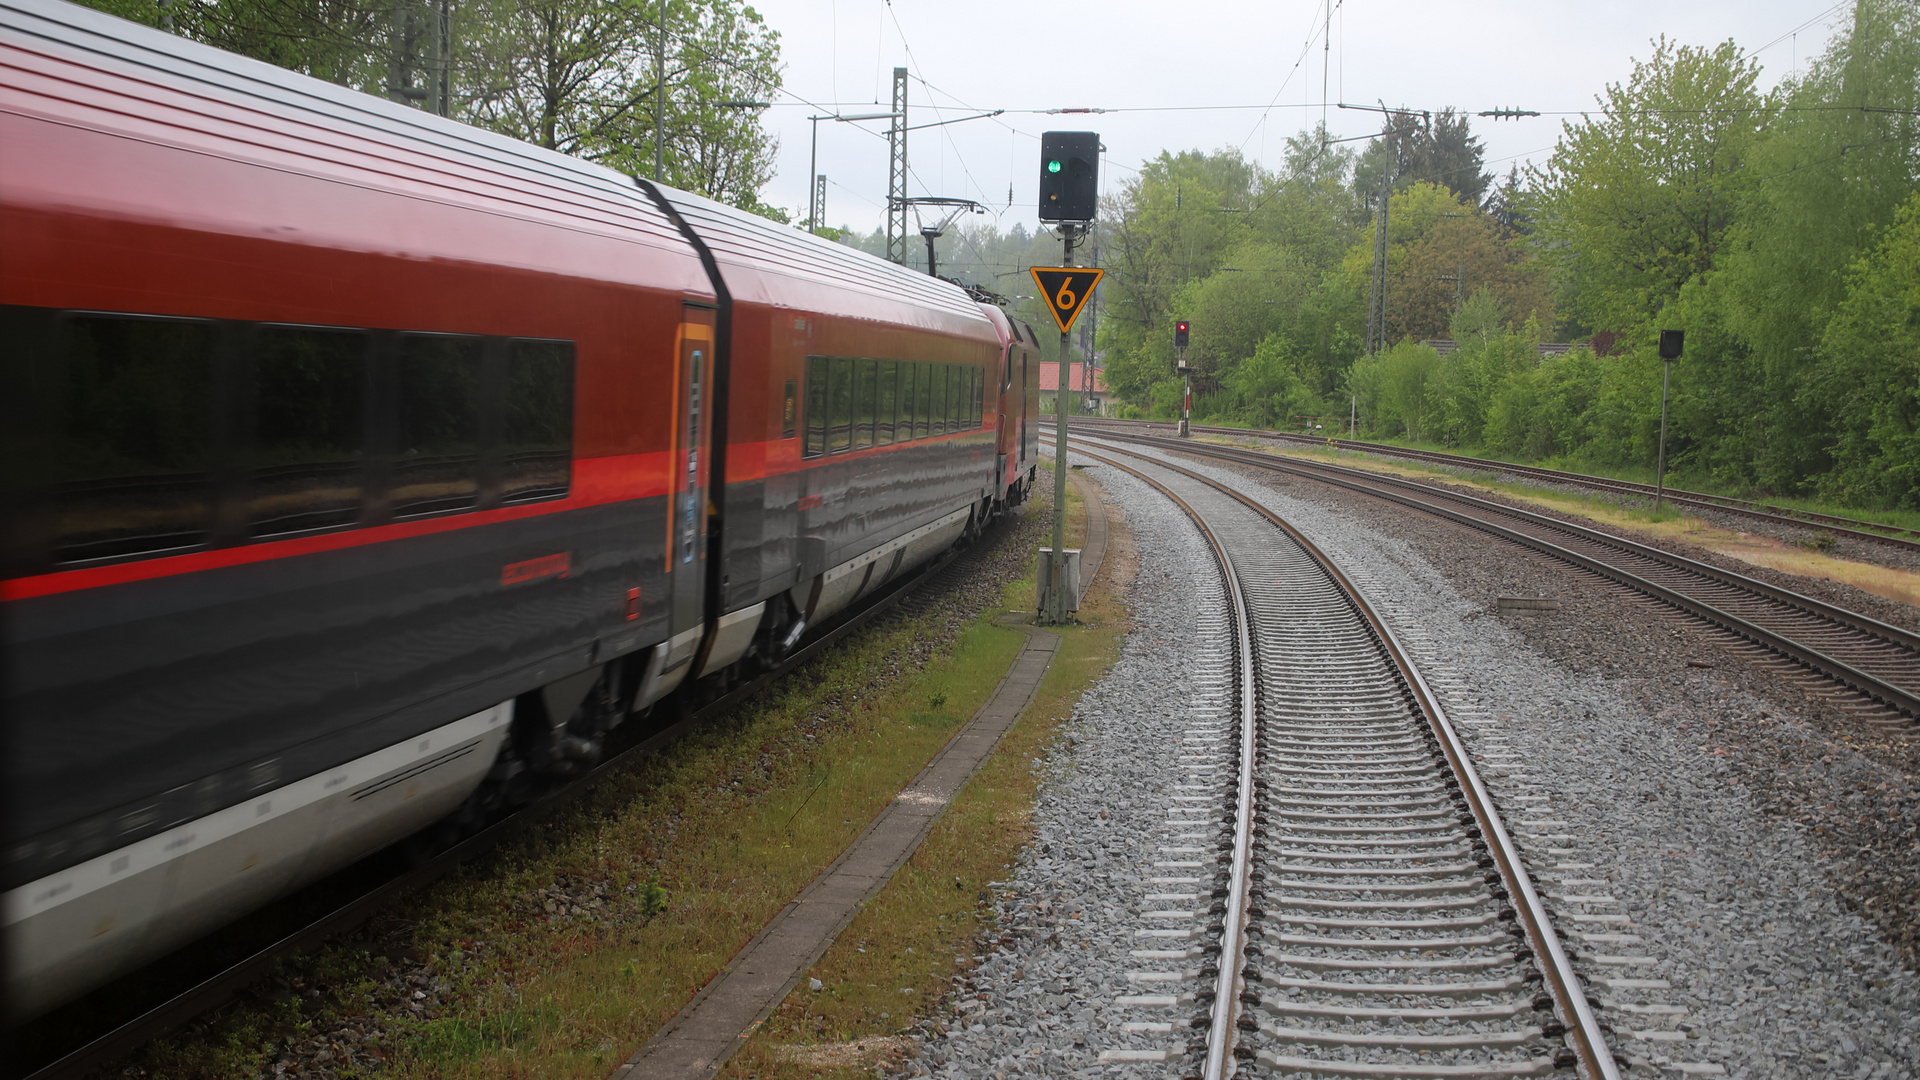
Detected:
[886,68,909,263]
[1181,364,1191,437]
[1350,393,1356,439]
[807,116,821,231]
[1043,223,1078,626]
[1366,157,1390,355]
[654,0,667,180]
[435,0,450,118]
[1654,358,1672,512]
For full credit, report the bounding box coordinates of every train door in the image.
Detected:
[1019,335,1037,470]
[664,306,715,670]
[1018,346,1030,466]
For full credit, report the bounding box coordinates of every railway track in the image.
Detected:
[1071,443,1616,1079]
[15,515,1011,1080]
[1071,417,1920,553]
[1059,426,1920,729]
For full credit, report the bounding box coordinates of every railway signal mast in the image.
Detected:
[1034,130,1101,626]
[1174,319,1192,436]
[1655,330,1683,511]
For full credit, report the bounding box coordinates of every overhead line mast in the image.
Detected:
[886,67,909,263]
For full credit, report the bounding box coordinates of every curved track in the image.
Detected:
[1064,427,1920,729]
[1073,417,1920,553]
[1074,444,1616,1079]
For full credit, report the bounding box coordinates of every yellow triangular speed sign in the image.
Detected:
[1028,267,1105,333]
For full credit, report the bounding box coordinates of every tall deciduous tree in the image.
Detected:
[1811,191,1920,506]
[1097,149,1261,403]
[457,0,780,210]
[1711,0,1920,487]
[1341,182,1551,345]
[1525,37,1772,335]
[1353,107,1492,208]
[75,0,785,216]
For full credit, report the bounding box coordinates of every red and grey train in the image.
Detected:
[0,0,1044,1021]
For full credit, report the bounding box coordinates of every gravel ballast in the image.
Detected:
[912,443,1919,1080]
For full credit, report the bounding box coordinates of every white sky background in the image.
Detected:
[741,0,1850,235]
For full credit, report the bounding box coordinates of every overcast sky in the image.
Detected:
[741,0,1850,235]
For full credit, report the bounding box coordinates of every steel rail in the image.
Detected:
[1072,416,1920,552]
[1073,443,1618,1080]
[1065,427,1920,723]
[17,520,999,1080]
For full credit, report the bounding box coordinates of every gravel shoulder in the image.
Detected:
[915,441,1919,1080]
[1248,440,1920,634]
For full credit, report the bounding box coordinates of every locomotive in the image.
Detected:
[0,0,1043,1021]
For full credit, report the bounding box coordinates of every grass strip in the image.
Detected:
[1246,428,1920,535]
[1210,437,1920,610]
[719,479,1134,1080]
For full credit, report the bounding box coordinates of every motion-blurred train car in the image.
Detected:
[1,0,1041,1020]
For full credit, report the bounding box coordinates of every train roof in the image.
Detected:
[651,184,993,337]
[0,0,993,338]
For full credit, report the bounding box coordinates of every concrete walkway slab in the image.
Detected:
[612,476,1111,1080]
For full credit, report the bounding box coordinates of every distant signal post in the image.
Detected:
[1036,131,1100,626]
[1174,319,1191,436]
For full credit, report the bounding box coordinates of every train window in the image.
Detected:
[10,307,582,569]
[876,360,898,445]
[782,379,798,440]
[803,356,827,457]
[852,357,876,450]
[897,361,917,441]
[934,364,953,436]
[828,356,853,452]
[501,339,574,503]
[393,333,481,517]
[912,361,932,440]
[52,314,217,562]
[973,365,985,427]
[251,325,367,536]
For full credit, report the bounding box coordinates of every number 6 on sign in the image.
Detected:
[1028,266,1105,333]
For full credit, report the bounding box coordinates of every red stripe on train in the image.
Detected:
[1,453,669,602]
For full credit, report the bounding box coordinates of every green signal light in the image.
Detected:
[1047,159,1062,174]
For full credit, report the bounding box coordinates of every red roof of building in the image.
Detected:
[1038,362,1109,393]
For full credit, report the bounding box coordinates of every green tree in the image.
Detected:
[1526,37,1772,335]
[75,0,786,216]
[1353,107,1493,208]
[1708,0,1920,488]
[1340,182,1550,345]
[1098,149,1263,402]
[1349,341,1445,440]
[1222,333,1311,428]
[1809,192,1920,506]
[1099,133,1367,411]
[1431,291,1538,446]
[458,0,780,207]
